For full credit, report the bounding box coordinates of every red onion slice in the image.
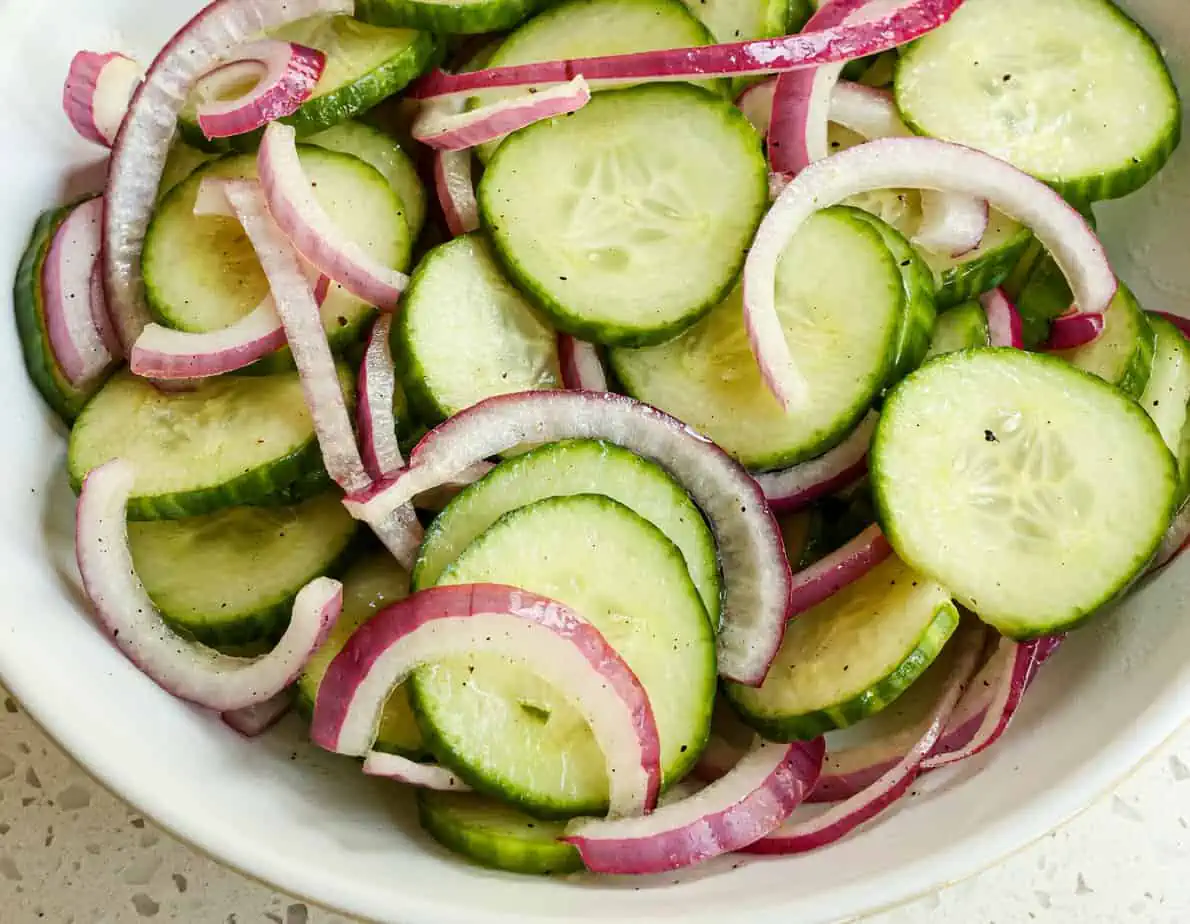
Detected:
[130,302,287,379]
[88,260,122,359]
[1042,312,1107,351]
[410,0,962,100]
[362,751,472,791]
[754,412,876,513]
[1154,311,1190,342]
[413,76,591,152]
[340,391,791,686]
[735,78,776,134]
[744,138,1116,410]
[311,584,662,817]
[196,39,325,139]
[563,738,825,874]
[434,147,480,237]
[743,627,983,854]
[914,191,990,258]
[42,198,118,387]
[558,335,609,392]
[103,0,354,354]
[63,51,143,147]
[221,689,296,737]
[358,314,407,480]
[980,288,1024,349]
[411,461,497,513]
[258,122,410,310]
[77,460,341,710]
[1151,503,1190,573]
[788,524,892,618]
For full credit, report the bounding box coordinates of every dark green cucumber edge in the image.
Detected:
[933,226,1033,311]
[357,0,548,34]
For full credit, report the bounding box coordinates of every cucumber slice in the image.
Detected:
[129,494,359,649]
[925,301,989,359]
[144,147,409,371]
[179,17,438,151]
[1140,315,1190,457]
[1052,286,1156,400]
[412,439,721,624]
[158,141,217,201]
[412,494,716,817]
[481,84,767,347]
[895,0,1181,201]
[296,552,426,758]
[417,791,582,875]
[396,235,561,425]
[725,556,960,741]
[1179,418,1190,506]
[306,120,426,239]
[357,0,546,33]
[609,207,904,470]
[473,0,727,163]
[13,203,109,423]
[873,349,1178,639]
[68,367,353,521]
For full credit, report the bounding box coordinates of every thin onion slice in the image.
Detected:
[311,584,662,817]
[744,138,1116,410]
[258,121,409,310]
[558,335,609,392]
[412,461,497,513]
[63,51,143,147]
[914,191,990,258]
[563,738,825,874]
[788,524,892,618]
[434,147,480,237]
[88,260,122,359]
[735,78,776,134]
[980,288,1024,349]
[43,198,118,386]
[754,412,876,513]
[412,76,590,151]
[362,751,472,792]
[1042,312,1107,351]
[409,0,962,101]
[196,39,325,139]
[222,689,296,737]
[340,391,791,686]
[1154,311,1190,342]
[103,0,354,353]
[1151,502,1190,573]
[77,460,341,711]
[215,179,370,496]
[130,302,287,379]
[743,626,983,853]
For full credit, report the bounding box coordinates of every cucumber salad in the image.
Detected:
[23,0,1187,877]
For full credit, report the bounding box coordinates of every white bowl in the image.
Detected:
[0,1,1187,921]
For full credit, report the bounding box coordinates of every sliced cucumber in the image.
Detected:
[1051,286,1156,399]
[13,203,108,423]
[68,367,352,521]
[1140,315,1190,457]
[1179,418,1190,506]
[158,141,217,201]
[473,0,726,163]
[481,83,766,347]
[395,235,560,425]
[873,349,1178,639]
[412,494,716,817]
[925,301,989,359]
[895,0,1180,201]
[609,207,904,470]
[296,552,425,758]
[179,17,438,151]
[144,147,409,370]
[357,0,545,33]
[129,494,359,649]
[412,439,721,624]
[417,791,582,875]
[306,120,426,239]
[725,556,959,741]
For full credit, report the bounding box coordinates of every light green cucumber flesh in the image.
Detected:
[1052,286,1155,399]
[412,438,721,625]
[158,141,217,201]
[306,120,426,239]
[296,553,426,758]
[1140,316,1190,457]
[481,83,768,347]
[396,234,560,424]
[725,556,960,741]
[873,349,1178,639]
[356,0,547,35]
[143,147,408,371]
[417,791,582,875]
[412,494,716,818]
[130,494,359,649]
[473,0,728,163]
[67,367,353,521]
[926,301,989,359]
[895,0,1181,201]
[609,207,904,471]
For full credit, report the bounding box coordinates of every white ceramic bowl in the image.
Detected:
[0,1,1187,921]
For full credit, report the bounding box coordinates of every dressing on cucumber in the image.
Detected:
[1140,315,1190,457]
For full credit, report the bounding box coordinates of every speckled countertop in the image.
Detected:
[0,686,1187,924]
